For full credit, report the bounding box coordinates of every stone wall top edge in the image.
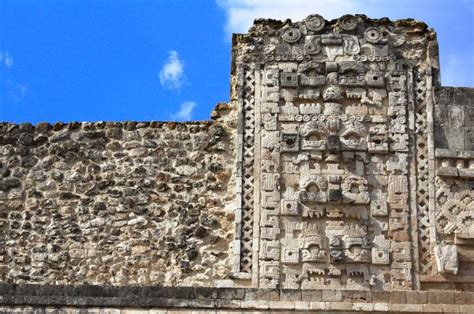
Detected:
[232,14,434,36]
[0,120,218,132]
[435,86,474,91]
[0,120,215,127]
[0,102,233,128]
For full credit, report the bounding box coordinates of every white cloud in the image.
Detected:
[3,80,28,103]
[13,84,28,102]
[171,101,197,121]
[215,0,442,37]
[0,51,14,68]
[216,0,361,36]
[159,50,185,90]
[216,0,474,87]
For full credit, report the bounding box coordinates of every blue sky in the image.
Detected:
[0,0,473,123]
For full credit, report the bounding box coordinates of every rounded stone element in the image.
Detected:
[305,14,325,32]
[304,37,321,54]
[323,85,342,101]
[364,27,382,43]
[282,27,301,43]
[338,14,358,31]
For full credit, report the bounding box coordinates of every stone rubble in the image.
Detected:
[0,104,237,286]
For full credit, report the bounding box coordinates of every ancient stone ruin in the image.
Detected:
[0,14,473,313]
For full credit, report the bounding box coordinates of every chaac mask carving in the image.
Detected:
[231,13,458,291]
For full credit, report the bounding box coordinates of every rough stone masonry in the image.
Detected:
[0,14,473,313]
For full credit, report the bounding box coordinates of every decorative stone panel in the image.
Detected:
[232,14,443,290]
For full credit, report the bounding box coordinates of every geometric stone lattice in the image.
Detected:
[414,68,432,276]
[240,66,256,273]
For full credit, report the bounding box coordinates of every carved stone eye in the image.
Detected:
[285,137,296,146]
[282,27,301,43]
[305,14,325,32]
[364,27,382,43]
[339,14,358,31]
[351,186,360,193]
[307,183,320,193]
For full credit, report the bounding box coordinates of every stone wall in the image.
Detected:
[0,284,474,313]
[0,104,237,287]
[0,12,473,313]
[434,87,473,151]
[228,14,474,294]
[231,14,440,290]
[426,86,474,290]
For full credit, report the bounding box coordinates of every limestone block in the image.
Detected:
[434,243,459,275]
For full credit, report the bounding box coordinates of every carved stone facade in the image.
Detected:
[232,15,473,292]
[430,87,474,285]
[0,13,473,312]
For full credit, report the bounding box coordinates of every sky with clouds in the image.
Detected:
[0,0,473,123]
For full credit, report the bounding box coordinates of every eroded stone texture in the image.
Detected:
[431,87,474,288]
[434,87,473,151]
[0,14,473,302]
[231,14,471,292]
[434,243,458,275]
[0,104,237,286]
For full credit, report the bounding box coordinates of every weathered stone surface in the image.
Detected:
[0,284,471,312]
[435,87,473,151]
[0,112,236,287]
[0,177,21,191]
[434,243,458,275]
[0,11,473,312]
[227,13,474,295]
[231,13,444,291]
